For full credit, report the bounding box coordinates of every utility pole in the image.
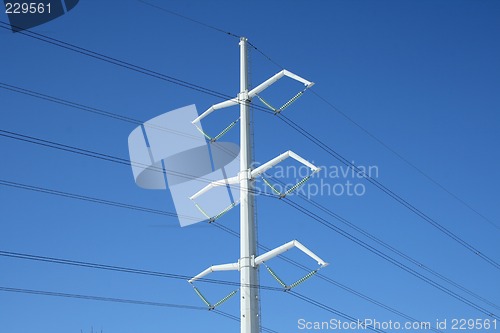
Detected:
[238,37,259,333]
[185,37,327,333]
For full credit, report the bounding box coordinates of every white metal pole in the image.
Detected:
[239,37,259,333]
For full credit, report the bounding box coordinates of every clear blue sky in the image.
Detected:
[1,1,499,332]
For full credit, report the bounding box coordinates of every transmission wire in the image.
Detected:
[1,13,498,324]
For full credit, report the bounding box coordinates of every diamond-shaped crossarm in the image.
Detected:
[188,262,240,283]
[251,150,320,178]
[191,150,318,200]
[189,176,239,223]
[190,176,239,201]
[252,150,321,198]
[255,240,328,291]
[248,70,314,98]
[191,69,314,141]
[255,240,328,267]
[188,262,239,310]
[191,98,240,142]
[249,70,315,115]
[192,98,239,125]
[189,150,319,222]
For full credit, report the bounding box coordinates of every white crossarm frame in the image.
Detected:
[190,176,239,200]
[248,70,314,98]
[254,240,328,267]
[188,262,239,284]
[191,70,313,124]
[251,150,320,178]
[188,239,327,284]
[192,98,239,124]
[189,150,319,201]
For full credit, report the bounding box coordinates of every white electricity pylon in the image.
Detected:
[188,37,328,333]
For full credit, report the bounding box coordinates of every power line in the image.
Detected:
[247,41,283,70]
[5,80,495,311]
[2,81,496,316]
[2,130,497,319]
[242,30,499,232]
[267,177,500,311]
[308,90,499,231]
[0,251,382,333]
[217,221,445,333]
[0,125,448,325]
[134,0,281,72]
[211,310,281,333]
[0,22,274,119]
[0,175,476,331]
[5,18,495,271]
[0,250,277,291]
[0,129,268,199]
[0,21,233,102]
[240,37,500,270]
[136,0,241,39]
[0,82,207,143]
[0,168,450,329]
[289,291,387,333]
[3,98,498,320]
[0,179,422,330]
[0,286,205,310]
[276,114,500,270]
[279,198,499,319]
[0,174,470,328]
[0,14,478,333]
[1,16,496,324]
[0,179,192,221]
[4,20,494,270]
[4,165,497,319]
[0,81,248,184]
[0,286,279,333]
[4,9,497,270]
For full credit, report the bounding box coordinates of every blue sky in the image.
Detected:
[1,1,499,332]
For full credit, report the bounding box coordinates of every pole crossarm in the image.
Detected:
[190,176,239,201]
[188,262,240,310]
[191,70,313,125]
[250,70,314,115]
[253,150,320,199]
[192,98,239,124]
[189,151,319,222]
[193,117,240,143]
[254,240,328,267]
[189,176,239,223]
[251,150,320,178]
[190,150,319,202]
[255,240,328,291]
[190,70,314,142]
[191,98,240,143]
[188,262,240,283]
[248,70,314,98]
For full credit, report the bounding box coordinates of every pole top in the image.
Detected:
[239,36,247,43]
